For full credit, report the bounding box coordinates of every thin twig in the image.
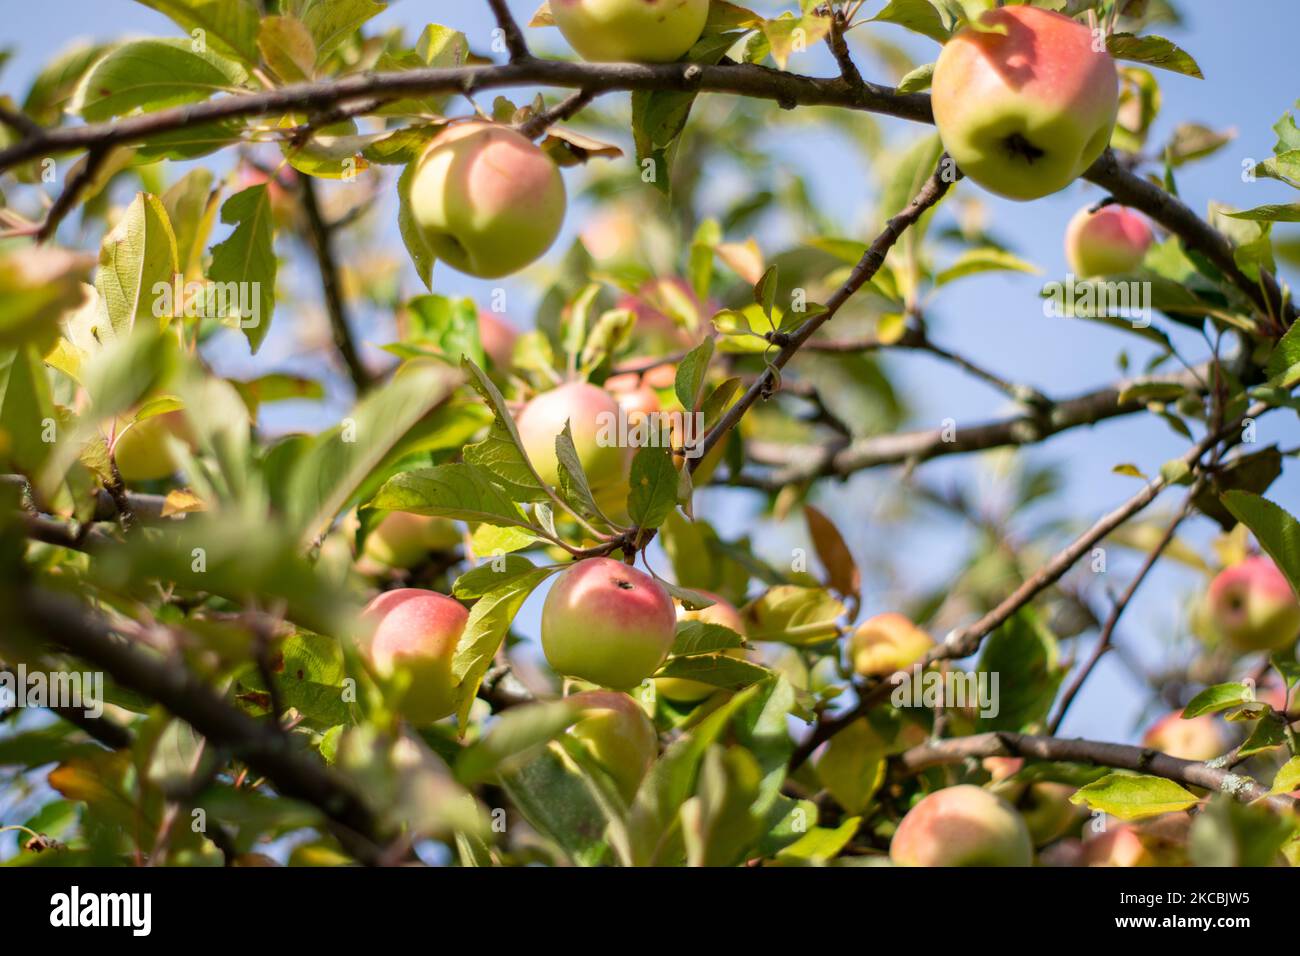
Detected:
[299,175,372,394]
[486,0,531,62]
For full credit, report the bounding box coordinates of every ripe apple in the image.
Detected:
[656,591,747,703]
[516,381,630,494]
[541,557,677,689]
[408,122,565,279]
[566,690,658,800]
[931,6,1119,200]
[112,410,192,482]
[1082,823,1154,867]
[360,588,467,725]
[848,613,934,678]
[1065,204,1154,277]
[551,0,710,64]
[478,310,519,371]
[363,511,462,569]
[1205,556,1300,653]
[1142,710,1224,762]
[890,784,1033,866]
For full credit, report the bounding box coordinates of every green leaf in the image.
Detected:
[452,567,557,727]
[206,184,276,354]
[671,620,744,657]
[70,39,248,121]
[675,337,714,413]
[0,247,93,347]
[1070,773,1200,820]
[742,586,845,645]
[286,363,462,544]
[258,15,316,82]
[453,555,539,599]
[397,160,434,289]
[1188,795,1295,867]
[460,357,551,502]
[1106,33,1203,79]
[0,344,57,474]
[654,655,770,691]
[896,62,935,93]
[1270,757,1300,796]
[681,746,764,866]
[933,247,1040,287]
[976,608,1062,732]
[161,168,218,280]
[94,192,179,339]
[497,743,612,866]
[1224,203,1300,223]
[456,699,584,785]
[133,0,261,65]
[627,444,678,529]
[870,0,951,44]
[775,817,861,864]
[294,0,385,64]
[1220,492,1300,601]
[815,719,886,814]
[370,463,538,532]
[1183,682,1255,718]
[1237,714,1287,758]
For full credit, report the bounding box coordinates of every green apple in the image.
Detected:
[408,122,565,279]
[890,784,1033,867]
[112,410,191,482]
[932,6,1119,200]
[363,512,462,569]
[516,381,630,495]
[541,557,677,689]
[567,690,658,800]
[1065,204,1153,277]
[551,0,710,63]
[360,588,467,725]
[1205,556,1300,652]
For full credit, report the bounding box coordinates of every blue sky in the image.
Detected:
[3,0,1298,747]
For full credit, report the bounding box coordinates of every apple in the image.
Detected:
[1142,710,1224,762]
[1205,556,1300,653]
[112,410,192,482]
[550,0,710,64]
[566,690,658,800]
[408,122,565,279]
[478,310,519,371]
[360,588,467,725]
[605,372,662,428]
[984,757,1081,847]
[931,6,1119,201]
[890,784,1033,867]
[619,277,709,352]
[516,381,630,494]
[1082,823,1155,867]
[541,557,677,689]
[1065,204,1153,277]
[848,613,934,678]
[656,591,746,703]
[363,511,462,569]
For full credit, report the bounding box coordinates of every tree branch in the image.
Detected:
[735,363,1211,488]
[0,57,1285,327]
[17,588,387,865]
[788,401,1271,769]
[899,731,1298,813]
[694,154,960,468]
[299,175,372,394]
[486,0,531,63]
